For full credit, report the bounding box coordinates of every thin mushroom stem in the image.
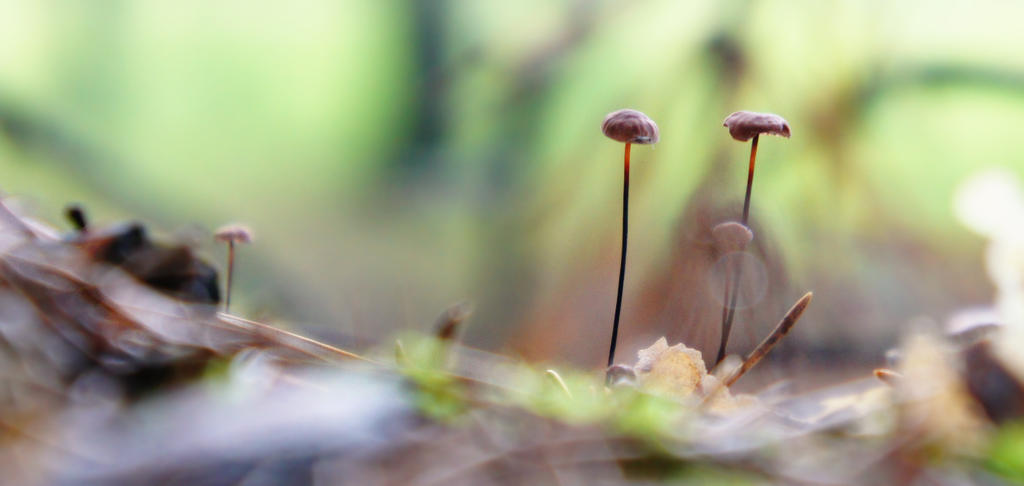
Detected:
[719,275,731,330]
[715,134,759,366]
[716,260,742,365]
[741,134,759,225]
[715,271,733,364]
[215,224,252,313]
[607,142,631,368]
[224,240,235,313]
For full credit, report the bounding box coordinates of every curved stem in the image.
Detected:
[715,135,759,366]
[719,274,731,332]
[225,240,235,313]
[716,263,743,366]
[607,142,631,368]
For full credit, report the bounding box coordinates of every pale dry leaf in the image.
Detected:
[896,333,986,452]
[632,337,756,411]
[633,337,706,400]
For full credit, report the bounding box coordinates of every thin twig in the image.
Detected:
[217,312,379,364]
[545,369,573,398]
[723,292,811,387]
[704,292,812,405]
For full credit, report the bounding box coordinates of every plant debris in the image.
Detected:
[1,199,1023,485]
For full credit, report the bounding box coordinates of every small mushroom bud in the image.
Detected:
[605,364,637,387]
[722,111,791,142]
[602,109,659,144]
[711,221,754,253]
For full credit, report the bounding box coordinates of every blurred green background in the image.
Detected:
[1,0,1021,376]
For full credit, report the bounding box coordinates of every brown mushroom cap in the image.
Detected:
[711,221,753,252]
[722,111,791,142]
[214,223,254,244]
[602,109,659,144]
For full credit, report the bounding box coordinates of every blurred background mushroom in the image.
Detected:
[215,223,253,313]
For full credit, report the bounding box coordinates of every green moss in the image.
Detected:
[612,389,690,446]
[985,421,1024,481]
[394,334,467,422]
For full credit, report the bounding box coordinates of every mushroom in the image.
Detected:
[601,109,659,367]
[214,223,253,313]
[723,111,791,143]
[715,111,790,366]
[711,221,754,254]
[721,111,790,223]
